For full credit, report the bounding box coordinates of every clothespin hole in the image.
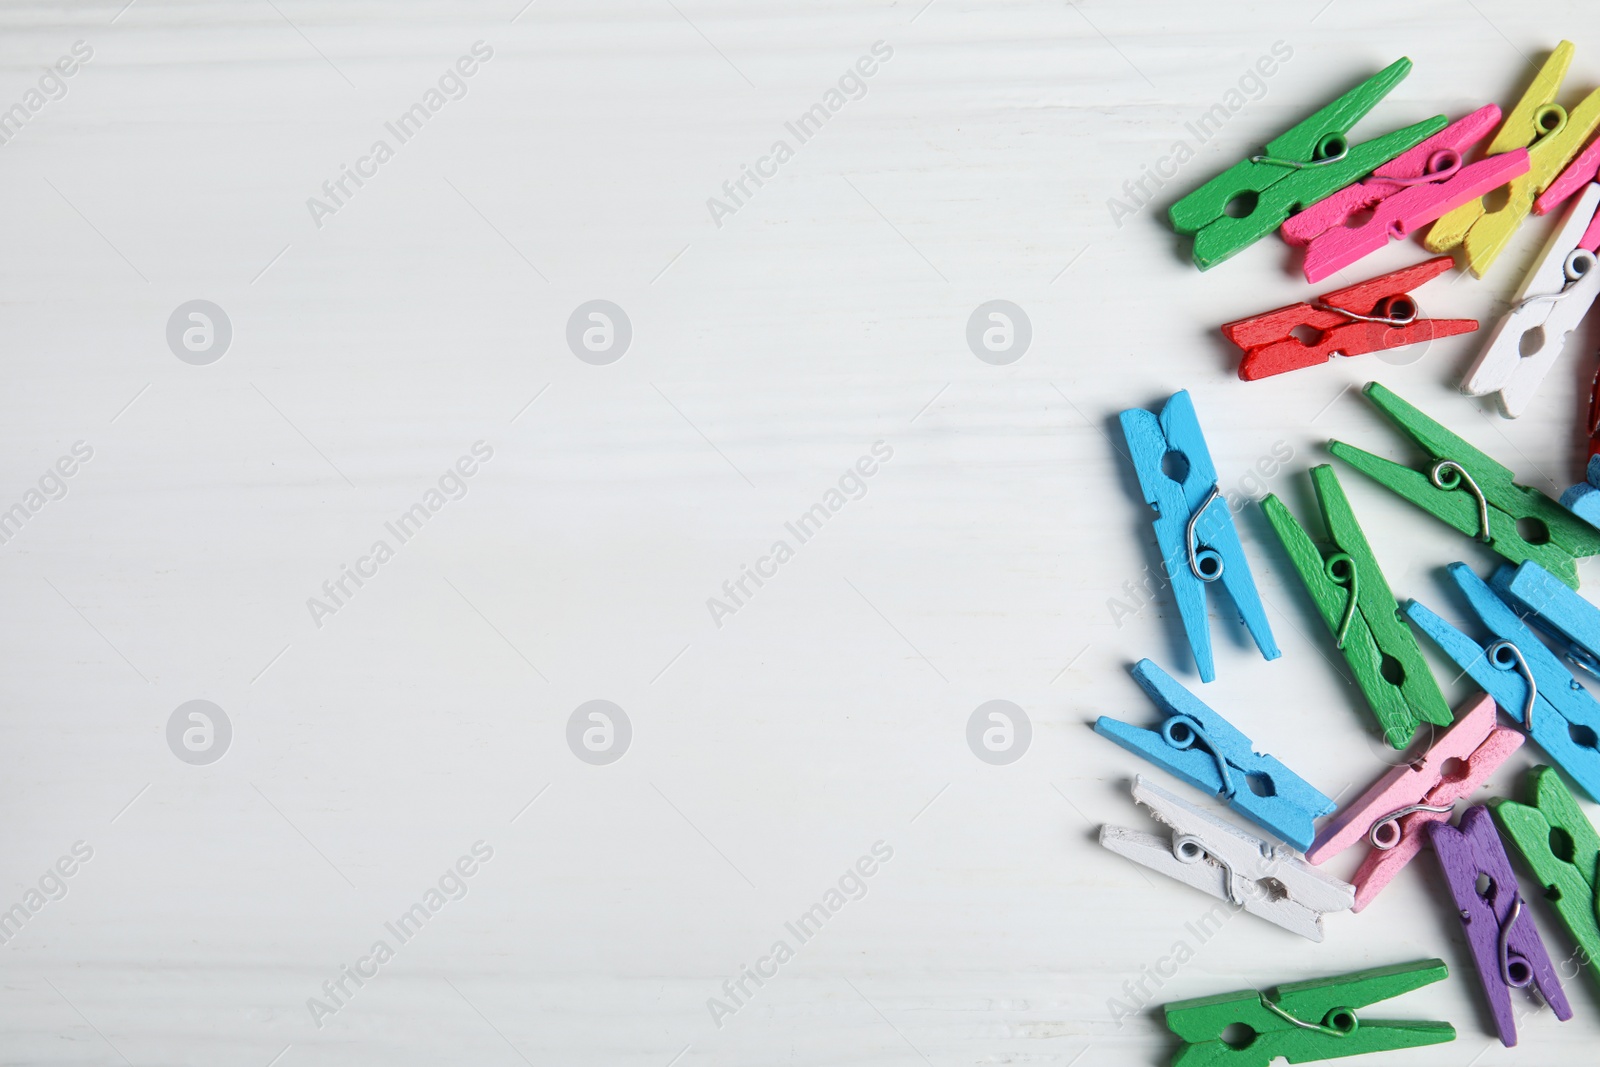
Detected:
[1161,449,1191,483]
[1220,1023,1257,1050]
[1289,324,1324,347]
[1490,644,1520,669]
[1481,185,1514,215]
[1567,250,1595,281]
[1440,756,1470,782]
[1371,821,1402,849]
[1519,326,1547,359]
[1222,190,1259,220]
[1514,516,1551,546]
[1162,719,1198,749]
[1376,296,1417,324]
[1536,104,1568,138]
[1244,772,1275,797]
[1193,551,1223,580]
[1569,721,1599,750]
[1475,872,1494,900]
[1379,653,1406,686]
[1323,1009,1358,1034]
[1257,876,1288,902]
[1549,826,1576,864]
[1506,958,1534,987]
[1315,133,1347,162]
[1425,149,1461,177]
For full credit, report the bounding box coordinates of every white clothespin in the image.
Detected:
[1464,181,1600,417]
[1099,775,1355,941]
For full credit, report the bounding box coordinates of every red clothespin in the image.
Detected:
[1586,357,1600,459]
[1282,106,1530,283]
[1222,256,1478,381]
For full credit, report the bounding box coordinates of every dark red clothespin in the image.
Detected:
[1223,256,1477,381]
[1585,364,1600,459]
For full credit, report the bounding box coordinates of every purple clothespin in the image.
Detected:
[1428,805,1573,1045]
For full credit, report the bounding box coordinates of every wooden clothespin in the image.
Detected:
[1462,183,1600,417]
[1119,391,1278,681]
[1428,805,1573,1046]
[1222,257,1476,381]
[1093,659,1334,851]
[1490,767,1600,985]
[1100,776,1354,941]
[1170,58,1445,271]
[1328,382,1600,587]
[1306,695,1521,911]
[1426,41,1600,277]
[1163,959,1455,1067]
[1261,465,1452,748]
[1406,563,1600,802]
[1494,558,1600,679]
[1283,105,1530,283]
[1562,453,1600,527]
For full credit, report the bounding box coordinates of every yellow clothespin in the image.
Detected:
[1426,41,1600,277]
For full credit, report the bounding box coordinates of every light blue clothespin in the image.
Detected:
[1120,391,1279,682]
[1494,559,1600,679]
[1559,454,1600,528]
[1404,562,1600,802]
[1094,658,1333,851]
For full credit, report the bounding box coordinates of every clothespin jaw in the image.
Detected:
[1164,959,1455,1067]
[1282,106,1530,283]
[1328,382,1600,587]
[1428,805,1573,1046]
[1119,391,1279,681]
[1093,659,1334,851]
[1463,182,1600,417]
[1427,41,1600,277]
[1490,767,1600,980]
[1170,58,1445,270]
[1261,464,1452,747]
[1494,558,1600,679]
[1305,694,1522,911]
[1099,776,1354,941]
[1404,562,1600,802]
[1224,257,1476,380]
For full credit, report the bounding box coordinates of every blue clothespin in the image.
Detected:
[1094,658,1334,851]
[1120,391,1279,682]
[1404,562,1600,802]
[1560,454,1600,528]
[1494,559,1600,678]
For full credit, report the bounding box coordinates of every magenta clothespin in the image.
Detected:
[1428,806,1572,1046]
[1306,694,1522,910]
[1282,105,1530,282]
[1534,133,1600,251]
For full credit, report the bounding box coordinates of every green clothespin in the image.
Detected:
[1490,766,1600,978]
[1170,58,1446,270]
[1329,382,1600,588]
[1262,464,1452,748]
[1164,959,1454,1067]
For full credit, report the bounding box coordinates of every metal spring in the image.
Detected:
[1486,639,1537,734]
[1429,460,1491,544]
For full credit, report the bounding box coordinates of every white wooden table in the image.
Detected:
[2,1,1598,1063]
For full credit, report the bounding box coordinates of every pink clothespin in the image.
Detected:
[1305,694,1523,911]
[1282,106,1531,283]
[1533,134,1600,251]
